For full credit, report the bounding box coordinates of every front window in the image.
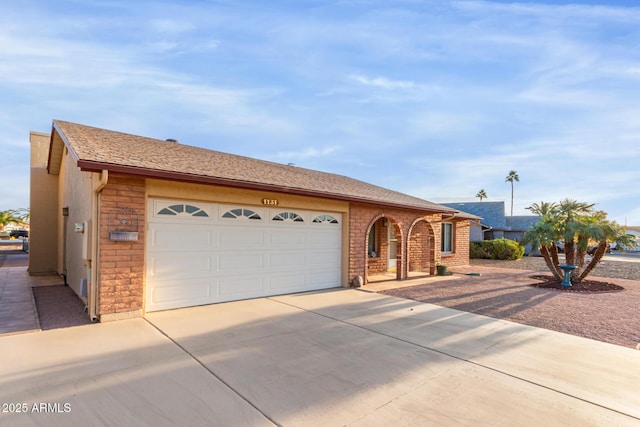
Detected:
[441,222,453,253]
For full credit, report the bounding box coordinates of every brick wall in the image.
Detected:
[98,176,145,318]
[409,220,432,273]
[440,219,470,267]
[367,219,390,274]
[349,203,463,284]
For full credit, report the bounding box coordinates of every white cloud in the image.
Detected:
[271,146,341,163]
[407,111,484,137]
[351,75,415,90]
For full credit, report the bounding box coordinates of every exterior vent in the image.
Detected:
[165,138,179,143]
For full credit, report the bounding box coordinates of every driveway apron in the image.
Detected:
[146,289,640,426]
[0,318,273,426]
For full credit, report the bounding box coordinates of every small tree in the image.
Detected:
[476,189,488,201]
[522,199,637,282]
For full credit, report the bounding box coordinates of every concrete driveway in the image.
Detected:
[2,289,639,426]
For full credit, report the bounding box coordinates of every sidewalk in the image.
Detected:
[0,253,63,336]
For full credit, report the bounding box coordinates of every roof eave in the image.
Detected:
[77,160,455,214]
[48,120,81,175]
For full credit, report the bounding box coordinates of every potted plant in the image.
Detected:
[436,263,448,276]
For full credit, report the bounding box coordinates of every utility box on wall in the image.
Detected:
[82,220,92,260]
[108,207,139,241]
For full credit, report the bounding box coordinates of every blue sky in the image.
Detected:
[2,0,640,224]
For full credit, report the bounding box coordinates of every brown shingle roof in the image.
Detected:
[52,120,457,213]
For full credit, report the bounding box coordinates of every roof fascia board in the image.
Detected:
[52,120,81,161]
[77,159,455,214]
[48,121,81,175]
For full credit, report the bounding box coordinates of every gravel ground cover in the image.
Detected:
[382,256,640,349]
[470,254,640,281]
[32,286,91,330]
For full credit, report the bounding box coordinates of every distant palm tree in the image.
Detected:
[0,210,20,230]
[505,170,519,216]
[476,189,488,202]
[525,201,557,216]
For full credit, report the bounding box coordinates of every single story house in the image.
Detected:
[30,120,474,322]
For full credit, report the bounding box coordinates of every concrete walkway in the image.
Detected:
[0,254,62,336]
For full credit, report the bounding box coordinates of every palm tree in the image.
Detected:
[522,199,638,283]
[505,170,519,216]
[0,210,21,230]
[525,201,557,216]
[522,217,563,279]
[476,189,487,202]
[12,208,29,225]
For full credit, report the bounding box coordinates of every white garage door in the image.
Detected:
[146,199,343,312]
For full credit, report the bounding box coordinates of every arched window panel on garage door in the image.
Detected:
[222,208,262,220]
[312,214,339,224]
[272,212,304,222]
[157,204,209,217]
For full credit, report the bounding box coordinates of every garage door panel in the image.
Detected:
[309,270,341,286]
[309,250,341,267]
[219,276,265,297]
[219,228,265,247]
[269,230,306,247]
[150,227,217,251]
[151,280,211,305]
[147,199,342,312]
[149,254,212,279]
[309,231,341,248]
[218,253,265,273]
[269,273,308,291]
[269,252,306,270]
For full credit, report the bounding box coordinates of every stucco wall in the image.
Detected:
[56,147,93,296]
[470,224,484,241]
[29,132,59,275]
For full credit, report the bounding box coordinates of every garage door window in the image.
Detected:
[222,208,262,220]
[313,214,339,224]
[158,204,209,217]
[272,212,304,222]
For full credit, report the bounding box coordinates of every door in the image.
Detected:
[387,224,397,272]
[145,199,343,312]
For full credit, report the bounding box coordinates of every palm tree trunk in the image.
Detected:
[541,246,563,280]
[575,249,585,277]
[550,243,561,267]
[510,183,514,216]
[578,242,607,282]
[565,239,575,266]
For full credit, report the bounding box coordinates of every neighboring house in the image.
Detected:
[621,227,640,252]
[441,201,540,253]
[29,120,475,322]
[505,216,541,244]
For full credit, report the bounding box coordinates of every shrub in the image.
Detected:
[470,239,524,260]
[470,241,490,259]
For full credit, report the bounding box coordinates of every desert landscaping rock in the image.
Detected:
[382,258,640,348]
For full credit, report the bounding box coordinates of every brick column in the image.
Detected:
[97,177,145,321]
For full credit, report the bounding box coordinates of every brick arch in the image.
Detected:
[364,213,403,284]
[408,218,436,276]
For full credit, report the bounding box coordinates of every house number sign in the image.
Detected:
[262,198,279,206]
